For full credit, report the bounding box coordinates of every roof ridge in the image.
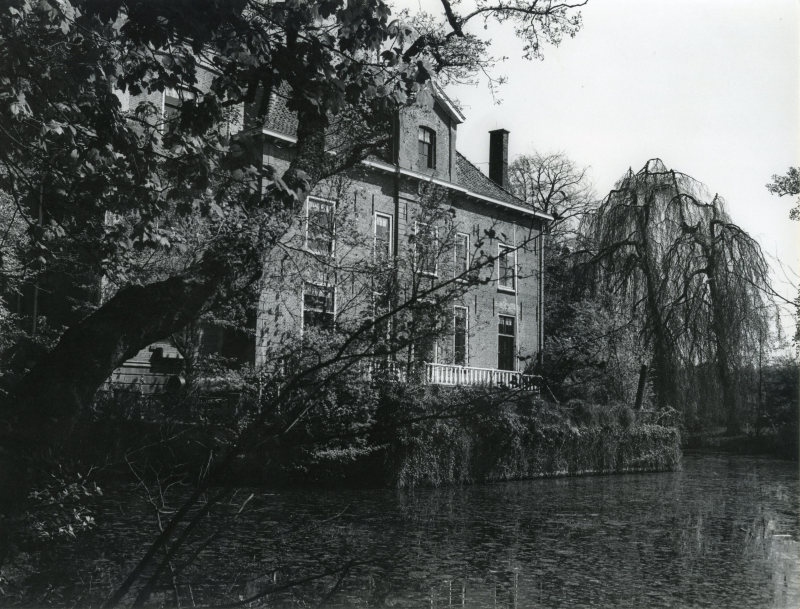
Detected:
[431,82,466,123]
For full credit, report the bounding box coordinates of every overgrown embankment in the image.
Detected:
[257,384,682,488]
[75,384,681,489]
[683,429,798,460]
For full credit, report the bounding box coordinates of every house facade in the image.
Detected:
[254,88,550,386]
[6,76,549,392]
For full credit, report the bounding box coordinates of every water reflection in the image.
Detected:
[227,454,798,608]
[12,454,799,608]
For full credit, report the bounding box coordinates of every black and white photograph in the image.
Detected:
[0,0,797,606]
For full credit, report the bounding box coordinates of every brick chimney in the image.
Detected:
[488,129,509,189]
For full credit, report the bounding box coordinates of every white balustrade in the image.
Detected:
[425,363,539,390]
[367,360,407,382]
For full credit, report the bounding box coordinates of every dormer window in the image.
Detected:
[418,127,435,169]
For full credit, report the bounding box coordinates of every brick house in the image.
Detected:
[254,87,551,386]
[6,73,550,391]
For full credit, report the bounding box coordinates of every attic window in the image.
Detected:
[418,127,435,169]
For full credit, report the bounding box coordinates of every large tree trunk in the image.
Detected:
[703,225,741,435]
[0,104,334,561]
[0,99,331,444]
[7,254,258,429]
[638,190,676,411]
[0,253,261,506]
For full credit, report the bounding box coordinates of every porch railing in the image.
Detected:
[425,362,539,390]
[367,360,407,382]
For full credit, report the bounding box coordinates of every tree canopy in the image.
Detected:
[766,167,800,221]
[0,0,587,600]
[0,0,585,420]
[585,160,774,430]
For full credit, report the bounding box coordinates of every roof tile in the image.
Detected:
[455,152,522,206]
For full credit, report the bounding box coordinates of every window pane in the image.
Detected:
[498,316,515,336]
[499,247,514,289]
[498,315,515,371]
[304,284,334,329]
[164,95,181,117]
[307,199,334,255]
[456,234,469,276]
[375,214,391,260]
[373,291,392,345]
[454,307,467,365]
[163,89,194,133]
[417,223,437,275]
[418,128,434,169]
[164,94,181,132]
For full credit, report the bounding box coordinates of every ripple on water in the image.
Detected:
[11,453,800,608]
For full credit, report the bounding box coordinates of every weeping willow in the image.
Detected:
[585,159,774,431]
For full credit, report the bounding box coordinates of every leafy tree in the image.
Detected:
[766,167,800,221]
[766,167,800,346]
[0,193,28,357]
[0,0,584,432]
[0,0,586,600]
[507,151,625,402]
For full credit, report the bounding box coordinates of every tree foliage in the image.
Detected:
[766,167,800,221]
[766,167,800,346]
[0,0,584,414]
[0,0,586,602]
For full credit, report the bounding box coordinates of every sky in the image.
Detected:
[396,0,799,338]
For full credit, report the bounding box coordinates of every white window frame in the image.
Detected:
[301,282,336,331]
[305,196,336,257]
[497,314,516,372]
[372,290,393,338]
[418,126,436,169]
[497,243,516,293]
[374,212,392,262]
[454,305,468,366]
[162,87,195,133]
[455,232,470,281]
[414,221,439,277]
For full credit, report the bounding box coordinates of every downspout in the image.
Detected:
[514,223,519,373]
[391,109,401,259]
[537,220,544,369]
[391,110,409,375]
[32,183,43,335]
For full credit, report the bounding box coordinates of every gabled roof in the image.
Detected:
[260,84,465,136]
[455,152,519,206]
[258,88,551,221]
[432,82,465,124]
[362,157,553,221]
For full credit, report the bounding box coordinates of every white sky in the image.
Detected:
[397,0,799,338]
